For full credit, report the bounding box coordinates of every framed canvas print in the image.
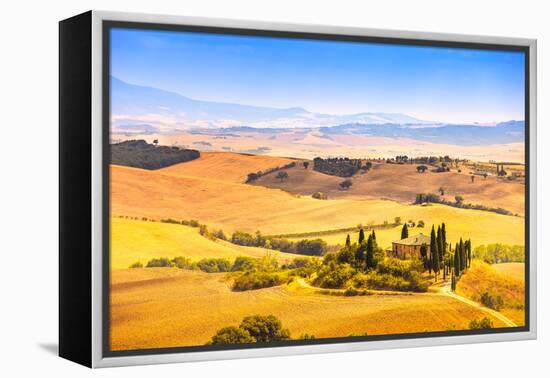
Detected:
[59,10,537,368]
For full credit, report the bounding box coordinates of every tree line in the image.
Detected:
[245,162,296,183]
[415,193,514,216]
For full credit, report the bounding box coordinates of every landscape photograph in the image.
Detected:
[108,27,527,352]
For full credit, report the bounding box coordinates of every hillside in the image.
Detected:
[111,217,298,269]
[110,163,524,246]
[252,161,525,216]
[110,268,507,350]
[456,261,525,325]
[158,151,295,183]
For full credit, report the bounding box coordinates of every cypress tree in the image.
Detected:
[420,244,428,270]
[433,245,440,281]
[358,228,365,244]
[437,225,444,262]
[459,238,464,273]
[355,241,366,267]
[430,226,439,279]
[401,224,409,239]
[454,243,460,277]
[467,239,472,267]
[346,234,351,247]
[366,235,375,271]
[441,223,447,254]
[371,230,376,241]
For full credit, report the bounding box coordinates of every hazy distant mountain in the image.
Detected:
[111,77,434,129]
[318,121,525,145]
[112,77,525,146]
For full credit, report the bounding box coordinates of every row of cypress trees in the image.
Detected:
[403,222,471,288]
[345,228,379,271]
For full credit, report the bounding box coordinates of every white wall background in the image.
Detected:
[1,0,547,376]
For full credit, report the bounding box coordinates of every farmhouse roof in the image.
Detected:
[392,233,430,246]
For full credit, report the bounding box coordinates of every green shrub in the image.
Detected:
[240,315,291,342]
[354,270,429,292]
[480,291,504,311]
[314,263,356,289]
[211,229,227,240]
[469,317,494,329]
[146,257,173,268]
[473,244,525,264]
[129,261,143,268]
[196,258,231,273]
[295,239,327,256]
[231,231,257,247]
[171,256,195,270]
[208,326,255,344]
[231,256,257,272]
[232,271,284,291]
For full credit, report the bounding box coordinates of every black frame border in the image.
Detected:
[102,20,531,358]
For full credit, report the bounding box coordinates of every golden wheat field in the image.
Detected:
[158,151,295,183]
[254,160,525,216]
[110,217,300,269]
[456,261,525,326]
[109,151,526,350]
[110,162,524,246]
[110,268,507,350]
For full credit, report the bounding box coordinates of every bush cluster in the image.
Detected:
[230,230,327,256]
[415,193,513,216]
[473,244,525,264]
[245,162,296,183]
[232,271,286,291]
[208,315,291,345]
[469,317,494,329]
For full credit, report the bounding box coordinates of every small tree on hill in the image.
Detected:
[417,165,428,173]
[401,224,409,239]
[276,171,289,182]
[339,179,353,190]
[345,234,351,247]
[455,195,464,204]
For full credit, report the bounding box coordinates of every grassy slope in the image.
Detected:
[253,162,525,215]
[492,262,525,281]
[110,268,507,350]
[111,218,298,269]
[110,164,524,246]
[158,151,294,183]
[456,260,525,325]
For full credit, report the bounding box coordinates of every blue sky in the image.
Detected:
[110,28,525,124]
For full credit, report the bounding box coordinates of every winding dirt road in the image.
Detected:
[295,277,517,327]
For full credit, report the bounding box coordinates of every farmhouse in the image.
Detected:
[388,233,430,260]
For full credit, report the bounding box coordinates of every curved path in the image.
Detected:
[295,277,517,327]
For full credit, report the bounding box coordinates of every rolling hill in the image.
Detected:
[110,152,525,246]
[110,268,507,350]
[252,161,525,216]
[158,151,295,183]
[110,217,299,269]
